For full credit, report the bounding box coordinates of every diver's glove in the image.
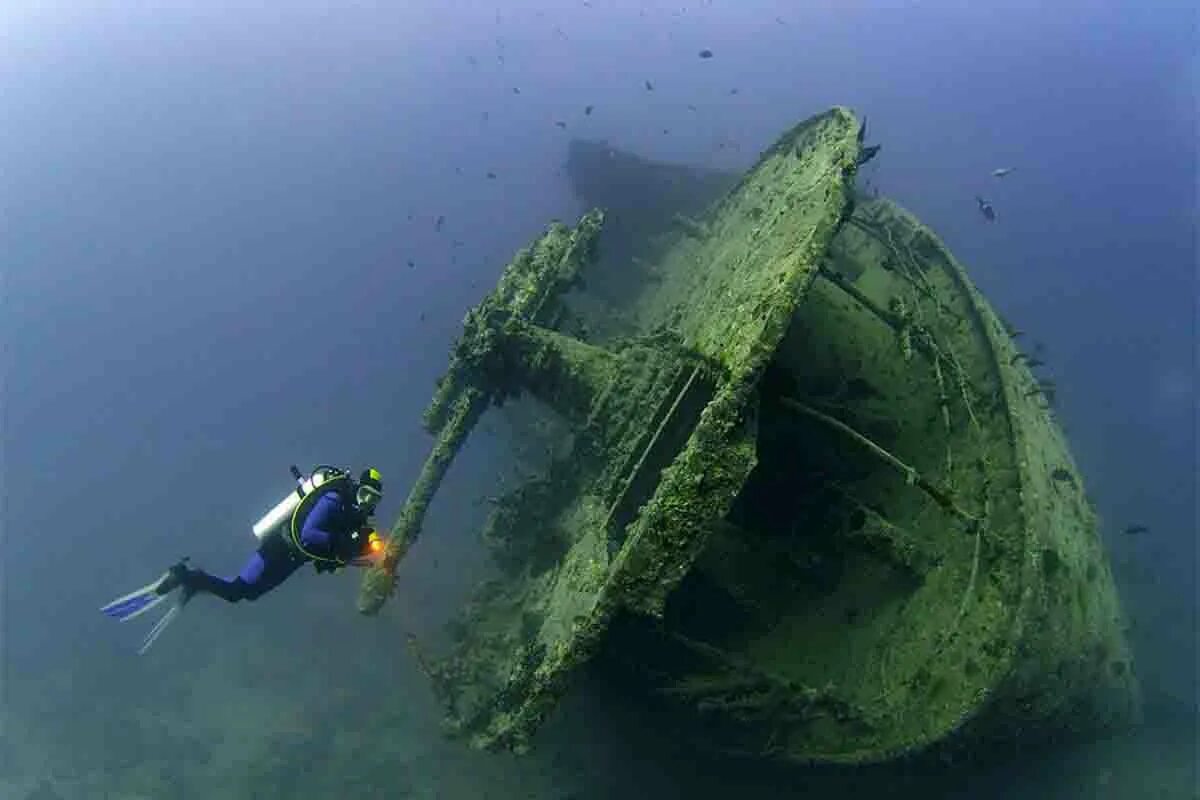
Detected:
[313,559,342,575]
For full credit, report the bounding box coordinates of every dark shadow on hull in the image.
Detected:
[564,139,737,305]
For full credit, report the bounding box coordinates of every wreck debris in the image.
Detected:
[778,397,978,526]
[362,108,1139,766]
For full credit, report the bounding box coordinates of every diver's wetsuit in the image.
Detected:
[184,490,369,603]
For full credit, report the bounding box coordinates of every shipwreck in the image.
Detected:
[358,107,1139,764]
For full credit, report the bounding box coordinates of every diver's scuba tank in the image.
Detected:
[251,465,348,540]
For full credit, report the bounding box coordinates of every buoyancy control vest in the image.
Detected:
[252,465,361,565]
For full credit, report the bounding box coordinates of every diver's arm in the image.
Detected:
[299,493,339,552]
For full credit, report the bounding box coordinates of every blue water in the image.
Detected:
[2,2,1194,798]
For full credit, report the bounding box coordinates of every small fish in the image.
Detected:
[698,49,713,59]
[645,80,654,91]
[1050,467,1075,485]
[857,144,881,166]
[729,87,739,95]
[976,195,996,222]
[992,167,1015,178]
[435,215,446,232]
[555,120,567,129]
[486,171,497,179]
[1123,524,1149,536]
[407,259,415,268]
[1026,357,1046,368]
[584,104,594,115]
[512,86,521,94]
[662,128,670,135]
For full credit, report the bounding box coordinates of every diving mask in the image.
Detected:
[356,484,382,510]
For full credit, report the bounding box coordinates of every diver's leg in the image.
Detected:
[182,559,259,603]
[184,548,305,603]
[238,550,305,600]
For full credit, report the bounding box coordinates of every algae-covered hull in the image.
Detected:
[361,107,1139,764]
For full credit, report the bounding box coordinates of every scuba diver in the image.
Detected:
[101,465,387,653]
